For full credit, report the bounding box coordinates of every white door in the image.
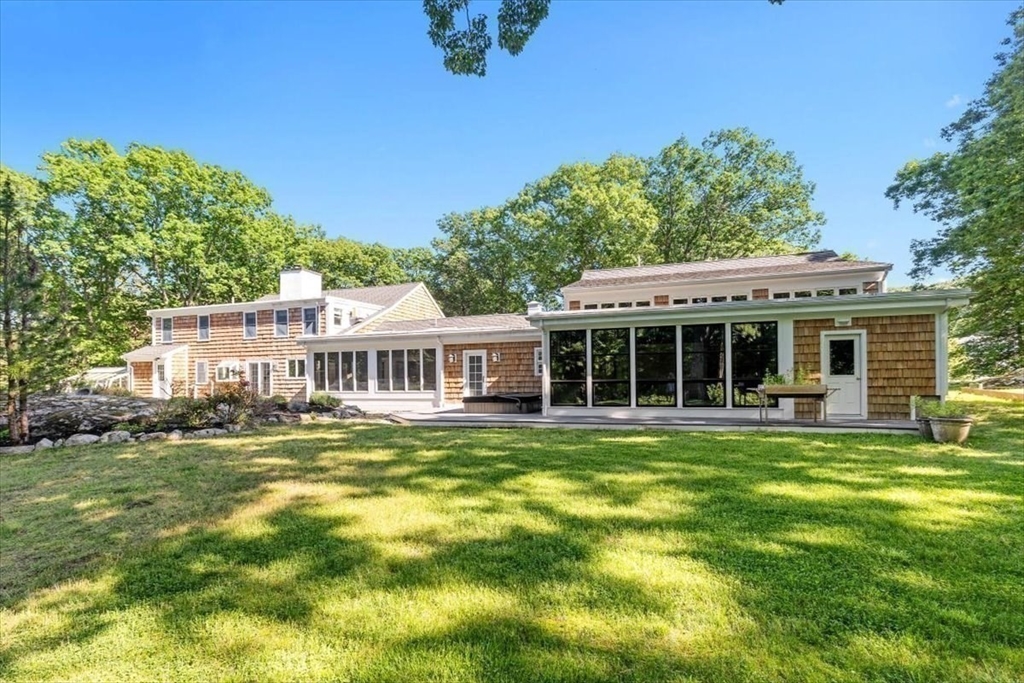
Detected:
[154,361,172,398]
[247,361,273,396]
[464,352,486,397]
[823,334,865,417]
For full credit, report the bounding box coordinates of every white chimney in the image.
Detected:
[279,267,322,300]
[526,301,544,316]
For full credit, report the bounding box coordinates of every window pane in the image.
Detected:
[591,328,630,406]
[422,349,436,391]
[261,363,272,396]
[681,324,725,407]
[275,310,289,337]
[392,351,406,391]
[327,352,340,391]
[355,352,369,391]
[551,381,586,406]
[407,349,421,391]
[198,316,210,340]
[550,330,586,381]
[341,352,354,392]
[593,381,629,407]
[636,326,676,407]
[816,289,835,297]
[731,322,778,407]
[162,318,173,342]
[377,351,390,391]
[196,362,207,384]
[244,312,257,338]
[313,353,326,392]
[829,339,856,375]
[303,307,318,335]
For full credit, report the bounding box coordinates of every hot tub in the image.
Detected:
[462,393,542,414]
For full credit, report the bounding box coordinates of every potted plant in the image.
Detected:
[761,366,825,396]
[927,401,975,445]
[912,395,939,439]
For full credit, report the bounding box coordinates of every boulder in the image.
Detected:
[65,433,101,447]
[98,430,132,444]
[54,438,65,448]
[0,445,36,455]
[34,438,55,451]
[184,428,227,439]
[225,424,243,433]
[167,430,183,441]
[137,432,167,442]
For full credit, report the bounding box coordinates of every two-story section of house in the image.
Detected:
[122,268,443,400]
[528,251,969,420]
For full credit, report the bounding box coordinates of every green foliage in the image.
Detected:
[423,0,550,76]
[763,366,813,386]
[912,395,941,418]
[887,8,1024,377]
[309,392,341,409]
[429,129,823,315]
[927,400,975,419]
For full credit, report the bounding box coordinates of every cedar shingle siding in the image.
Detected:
[357,286,442,332]
[793,315,936,420]
[443,341,541,402]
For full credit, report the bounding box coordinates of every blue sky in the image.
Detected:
[0,1,1015,284]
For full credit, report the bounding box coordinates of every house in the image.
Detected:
[122,251,968,420]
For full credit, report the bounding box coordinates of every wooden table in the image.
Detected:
[757,385,839,423]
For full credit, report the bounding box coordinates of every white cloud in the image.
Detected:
[945,94,962,108]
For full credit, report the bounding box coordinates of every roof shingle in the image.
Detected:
[371,314,533,334]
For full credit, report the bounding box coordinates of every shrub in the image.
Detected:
[269,394,289,409]
[309,392,341,409]
[928,401,974,419]
[208,381,262,425]
[155,397,214,429]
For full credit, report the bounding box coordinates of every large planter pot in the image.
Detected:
[916,418,933,440]
[929,417,974,445]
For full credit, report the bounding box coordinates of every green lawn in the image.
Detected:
[1,396,1022,683]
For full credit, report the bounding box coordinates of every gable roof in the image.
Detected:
[371,313,533,334]
[257,282,421,308]
[561,251,892,290]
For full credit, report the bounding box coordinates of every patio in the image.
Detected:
[391,409,917,434]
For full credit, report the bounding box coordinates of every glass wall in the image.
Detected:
[730,323,778,406]
[378,349,437,392]
[550,330,587,406]
[340,351,369,392]
[681,324,725,407]
[590,328,630,406]
[635,326,677,407]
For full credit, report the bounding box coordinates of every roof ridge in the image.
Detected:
[579,251,839,278]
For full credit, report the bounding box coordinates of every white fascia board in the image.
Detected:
[559,265,892,295]
[297,327,540,347]
[529,290,971,329]
[322,296,384,312]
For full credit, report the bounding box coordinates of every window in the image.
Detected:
[591,328,630,406]
[550,330,587,406]
[731,322,778,407]
[161,317,173,344]
[287,359,306,378]
[243,311,257,339]
[373,349,431,392]
[681,324,725,407]
[711,296,727,303]
[311,352,368,392]
[635,301,651,307]
[275,310,289,337]
[795,291,812,298]
[197,315,210,341]
[195,360,208,385]
[333,308,344,329]
[731,295,747,302]
[216,361,240,382]
[302,307,318,335]
[839,287,858,296]
[313,353,326,391]
[618,302,633,308]
[600,303,615,309]
[636,326,677,407]
[533,347,543,376]
[377,351,390,391]
[673,298,688,305]
[692,297,707,304]
[584,304,598,310]
[772,292,791,299]
[815,288,835,297]
[327,352,340,391]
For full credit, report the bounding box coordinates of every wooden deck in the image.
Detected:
[391,410,918,435]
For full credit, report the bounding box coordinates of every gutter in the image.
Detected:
[297,326,540,346]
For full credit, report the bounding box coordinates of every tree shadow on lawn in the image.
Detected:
[2,416,1022,681]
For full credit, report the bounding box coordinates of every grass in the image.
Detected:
[1,395,1021,683]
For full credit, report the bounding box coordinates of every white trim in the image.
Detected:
[302,306,319,336]
[533,346,543,377]
[585,330,593,407]
[274,309,290,338]
[286,357,306,379]
[936,311,949,399]
[777,318,795,419]
[547,406,784,420]
[541,330,551,416]
[300,327,539,346]
[820,330,868,419]
[195,359,209,386]
[196,314,210,342]
[463,349,487,397]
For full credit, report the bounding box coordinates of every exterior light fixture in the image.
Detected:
[491,352,501,363]
[447,353,456,364]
